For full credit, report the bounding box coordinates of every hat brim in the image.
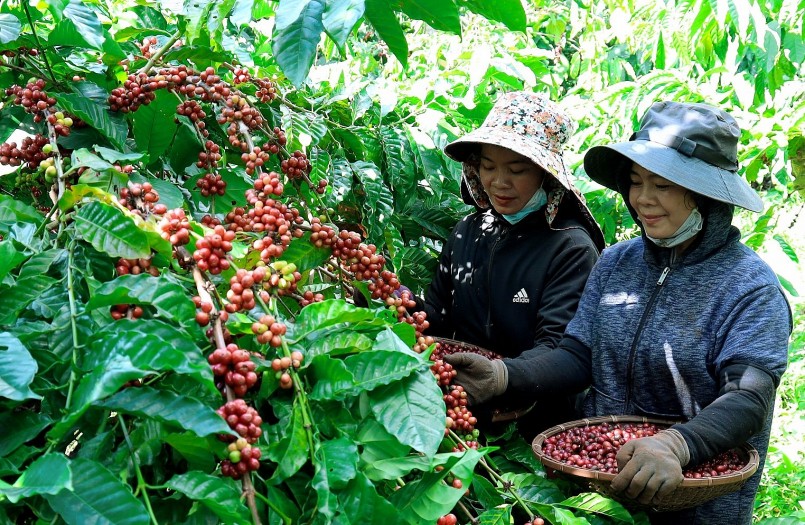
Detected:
[445,127,573,191]
[583,141,764,213]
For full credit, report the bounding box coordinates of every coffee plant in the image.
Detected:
[1,0,802,524]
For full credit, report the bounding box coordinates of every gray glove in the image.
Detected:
[611,429,690,506]
[442,353,508,406]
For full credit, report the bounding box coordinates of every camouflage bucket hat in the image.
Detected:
[444,91,578,209]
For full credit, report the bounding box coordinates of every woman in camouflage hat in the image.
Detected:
[414,91,604,439]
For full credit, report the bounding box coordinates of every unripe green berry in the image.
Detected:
[229,450,241,463]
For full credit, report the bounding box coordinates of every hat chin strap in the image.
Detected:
[631,130,738,171]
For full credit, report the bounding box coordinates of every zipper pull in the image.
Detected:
[657,267,670,286]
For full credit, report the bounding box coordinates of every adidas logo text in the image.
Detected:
[512,288,530,303]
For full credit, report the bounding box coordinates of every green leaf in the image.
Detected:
[132,91,180,160]
[0,453,71,503]
[95,386,233,437]
[272,0,326,86]
[54,92,128,150]
[87,274,196,328]
[773,234,799,264]
[472,474,505,508]
[390,449,485,521]
[463,0,526,32]
[364,0,408,68]
[71,148,115,172]
[368,369,444,456]
[342,350,422,394]
[322,0,364,47]
[130,173,184,210]
[511,473,566,505]
[62,0,105,49]
[279,234,332,270]
[557,492,634,523]
[776,274,799,298]
[312,437,359,519]
[309,354,356,400]
[306,331,374,359]
[0,411,52,457]
[0,13,21,44]
[0,195,44,224]
[477,507,512,525]
[352,160,394,244]
[400,0,460,34]
[166,472,251,525]
[74,201,151,259]
[164,433,218,472]
[267,402,310,482]
[0,333,41,402]
[0,275,60,326]
[292,300,383,341]
[44,458,149,525]
[0,242,25,281]
[336,472,399,524]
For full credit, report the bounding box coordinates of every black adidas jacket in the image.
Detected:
[422,192,601,433]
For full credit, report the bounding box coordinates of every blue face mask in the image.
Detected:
[645,207,703,248]
[501,186,548,225]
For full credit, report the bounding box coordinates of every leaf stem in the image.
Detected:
[64,243,82,410]
[118,414,160,525]
[137,30,182,76]
[20,1,57,84]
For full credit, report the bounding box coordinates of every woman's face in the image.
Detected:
[628,163,695,240]
[479,144,545,215]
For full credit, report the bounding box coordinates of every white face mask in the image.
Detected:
[645,207,704,248]
[501,186,548,225]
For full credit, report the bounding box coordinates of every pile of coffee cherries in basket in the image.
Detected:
[541,421,746,478]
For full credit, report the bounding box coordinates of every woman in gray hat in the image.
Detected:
[413,91,605,438]
[453,101,791,523]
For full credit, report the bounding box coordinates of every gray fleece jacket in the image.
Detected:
[561,202,791,524]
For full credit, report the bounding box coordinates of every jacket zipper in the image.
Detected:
[485,231,507,341]
[623,266,671,411]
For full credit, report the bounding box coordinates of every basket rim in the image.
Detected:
[532,415,760,486]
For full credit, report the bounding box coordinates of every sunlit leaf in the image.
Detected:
[74,201,150,259]
[272,0,325,86]
[0,14,22,44]
[322,0,364,47]
[364,0,408,68]
[0,454,71,503]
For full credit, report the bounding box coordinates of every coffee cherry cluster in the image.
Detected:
[193,225,235,274]
[309,218,337,248]
[225,267,266,313]
[196,140,222,169]
[541,422,747,477]
[196,173,227,196]
[299,290,325,307]
[108,73,159,113]
[264,260,301,293]
[251,314,286,347]
[523,518,545,525]
[177,99,207,134]
[119,181,167,217]
[115,257,160,277]
[138,36,158,58]
[280,150,311,179]
[221,438,262,480]
[436,514,457,525]
[208,344,259,397]
[264,127,287,155]
[110,304,143,320]
[254,77,278,103]
[231,67,251,84]
[444,385,478,439]
[5,80,56,118]
[270,351,303,390]
[158,208,191,246]
[192,296,214,326]
[218,399,263,443]
[200,214,222,228]
[0,134,50,169]
[46,110,75,137]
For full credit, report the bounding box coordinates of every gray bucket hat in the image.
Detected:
[583,101,763,212]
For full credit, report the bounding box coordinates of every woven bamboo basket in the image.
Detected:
[531,415,760,512]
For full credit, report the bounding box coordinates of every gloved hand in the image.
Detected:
[610,429,690,506]
[442,353,508,405]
